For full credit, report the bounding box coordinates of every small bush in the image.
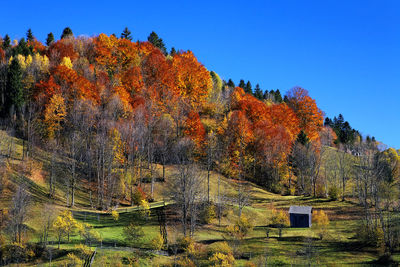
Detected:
[132,186,146,205]
[356,222,384,249]
[176,256,196,267]
[124,222,144,247]
[150,233,164,250]
[177,236,195,253]
[328,185,339,200]
[269,209,289,238]
[0,243,37,264]
[200,202,216,224]
[312,210,330,240]
[207,241,233,257]
[225,215,253,240]
[111,210,119,221]
[139,199,150,218]
[208,252,235,267]
[269,209,289,228]
[67,253,83,267]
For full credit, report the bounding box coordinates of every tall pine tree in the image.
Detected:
[170,47,177,56]
[6,58,23,117]
[227,79,235,88]
[26,29,34,42]
[244,81,252,94]
[238,79,246,89]
[46,32,55,46]
[147,31,167,55]
[274,89,283,103]
[61,27,73,39]
[13,38,31,56]
[2,34,11,50]
[253,84,263,99]
[121,27,132,41]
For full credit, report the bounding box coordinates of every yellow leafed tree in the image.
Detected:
[44,93,67,139]
[312,210,329,240]
[60,56,73,69]
[53,210,78,248]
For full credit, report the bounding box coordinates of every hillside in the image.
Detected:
[0,130,396,266]
[0,29,399,266]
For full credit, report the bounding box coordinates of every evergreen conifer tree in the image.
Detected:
[274,89,283,103]
[2,34,11,49]
[61,27,73,39]
[14,38,31,56]
[253,84,263,99]
[46,32,55,46]
[170,47,177,56]
[324,117,333,127]
[296,130,309,146]
[263,90,269,100]
[147,31,167,55]
[6,58,23,117]
[227,79,235,88]
[121,27,132,41]
[283,95,289,103]
[245,81,252,94]
[238,79,246,89]
[26,29,34,42]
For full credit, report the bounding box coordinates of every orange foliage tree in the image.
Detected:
[286,87,323,141]
[184,110,206,148]
[47,39,78,64]
[27,39,46,54]
[172,51,212,110]
[52,65,99,103]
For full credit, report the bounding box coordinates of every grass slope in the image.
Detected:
[0,130,385,266]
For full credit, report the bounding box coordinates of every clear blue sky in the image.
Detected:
[2,0,399,148]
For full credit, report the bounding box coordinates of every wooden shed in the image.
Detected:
[289,206,312,228]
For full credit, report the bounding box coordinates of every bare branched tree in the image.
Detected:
[169,138,204,237]
[7,186,30,243]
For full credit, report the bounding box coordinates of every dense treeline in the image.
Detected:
[0,28,327,202]
[0,28,400,255]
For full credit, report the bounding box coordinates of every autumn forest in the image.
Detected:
[0,27,399,266]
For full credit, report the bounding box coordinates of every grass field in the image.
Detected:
[0,130,386,266]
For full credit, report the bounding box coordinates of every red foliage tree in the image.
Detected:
[47,39,78,64]
[172,51,212,109]
[286,87,323,141]
[184,110,206,147]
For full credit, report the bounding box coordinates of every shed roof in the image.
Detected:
[289,206,312,215]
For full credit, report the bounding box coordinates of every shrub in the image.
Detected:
[111,210,119,221]
[176,256,196,267]
[269,209,289,238]
[328,185,339,200]
[200,202,216,224]
[74,244,92,259]
[124,222,144,247]
[177,236,195,253]
[208,252,235,267]
[312,210,330,240]
[356,222,384,249]
[132,186,146,205]
[150,233,164,250]
[207,242,233,257]
[1,243,36,264]
[67,253,83,267]
[225,215,253,240]
[139,199,150,218]
[269,209,289,228]
[77,223,101,246]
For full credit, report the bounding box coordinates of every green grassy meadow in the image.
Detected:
[0,130,385,266]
